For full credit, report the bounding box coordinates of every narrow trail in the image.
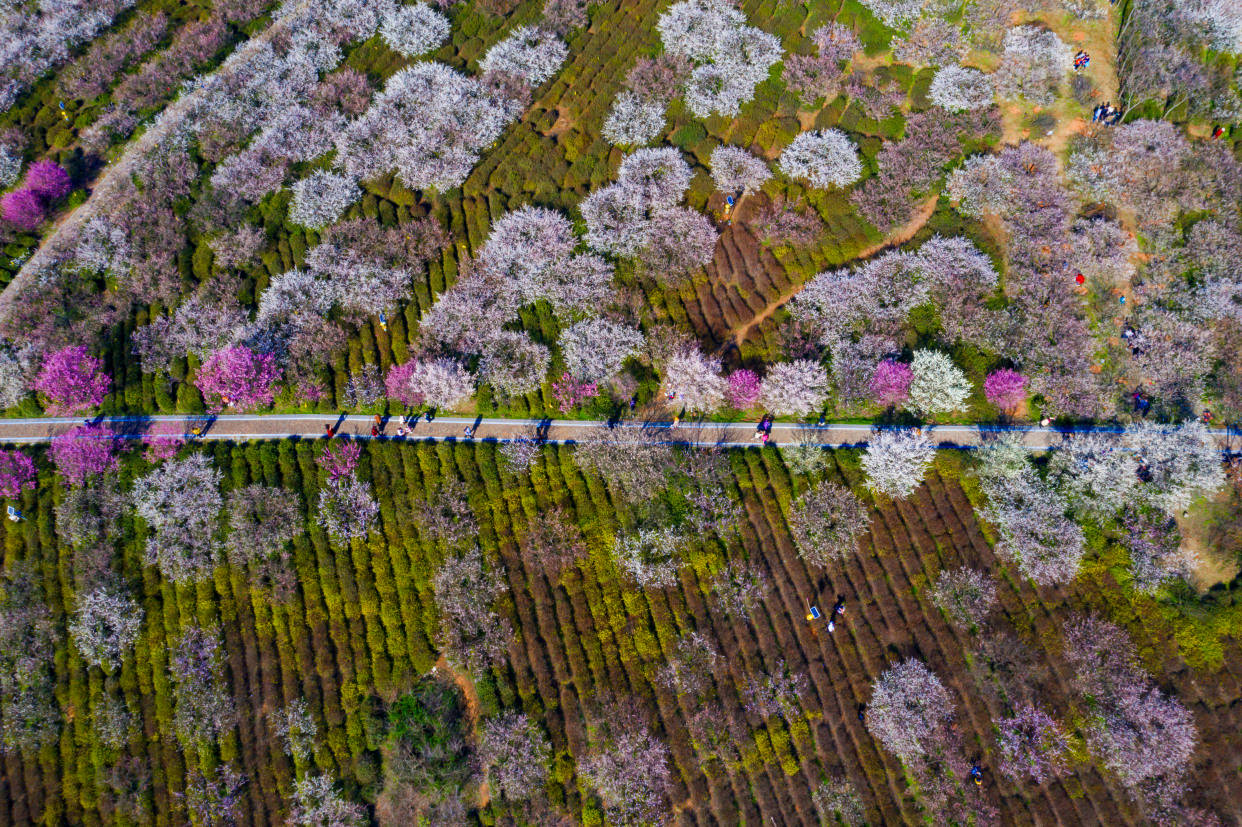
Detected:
[0,0,314,321]
[0,413,1235,453]
[727,195,940,351]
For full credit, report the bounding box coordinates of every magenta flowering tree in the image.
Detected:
[49,425,120,485]
[725,369,761,409]
[870,359,912,408]
[551,373,598,412]
[984,369,1027,414]
[318,441,360,482]
[24,161,71,202]
[0,450,36,498]
[194,346,281,412]
[384,361,419,406]
[34,346,110,414]
[1,189,45,230]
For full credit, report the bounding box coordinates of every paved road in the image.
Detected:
[0,413,1236,452]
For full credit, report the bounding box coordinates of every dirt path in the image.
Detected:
[726,195,939,350]
[432,656,489,807]
[0,412,1235,452]
[0,0,312,322]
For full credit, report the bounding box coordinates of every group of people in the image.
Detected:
[323,410,433,439]
[754,414,774,444]
[1092,101,1122,126]
[1073,50,1090,71]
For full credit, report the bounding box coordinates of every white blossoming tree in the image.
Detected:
[709,145,772,194]
[928,64,994,111]
[378,3,450,58]
[603,91,667,146]
[861,428,935,499]
[905,350,971,418]
[759,360,830,417]
[479,26,568,86]
[778,129,862,189]
[288,171,359,230]
[662,348,728,414]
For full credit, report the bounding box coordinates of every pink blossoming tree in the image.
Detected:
[551,373,597,412]
[0,449,36,498]
[1,189,44,230]
[725,369,761,409]
[33,346,110,414]
[194,346,281,412]
[870,359,912,408]
[318,441,360,482]
[24,160,72,202]
[49,425,120,486]
[984,369,1027,414]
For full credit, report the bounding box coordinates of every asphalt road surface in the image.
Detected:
[0,414,1236,453]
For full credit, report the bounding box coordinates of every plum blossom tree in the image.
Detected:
[778,130,862,189]
[638,206,718,282]
[1121,507,1194,593]
[479,26,567,85]
[725,369,761,409]
[335,61,522,192]
[24,160,71,202]
[662,348,727,413]
[929,64,995,111]
[0,189,44,230]
[614,526,682,588]
[385,358,475,409]
[478,712,551,803]
[929,567,995,629]
[0,564,58,753]
[0,340,33,410]
[984,369,1027,414]
[133,454,223,584]
[431,544,512,673]
[169,626,236,746]
[861,428,935,499]
[49,424,119,484]
[317,474,380,544]
[743,658,809,720]
[519,506,586,571]
[0,145,19,189]
[288,775,366,827]
[1046,433,1139,519]
[573,423,674,502]
[478,331,550,397]
[996,25,1070,105]
[906,350,971,418]
[69,585,143,671]
[710,559,769,619]
[870,359,912,408]
[709,145,771,195]
[415,478,478,549]
[995,704,1071,783]
[559,318,643,382]
[657,0,782,119]
[288,170,359,230]
[317,441,360,483]
[657,632,720,698]
[194,345,281,412]
[788,482,870,566]
[759,360,830,417]
[813,775,866,827]
[0,450,35,498]
[225,485,302,600]
[379,3,450,58]
[580,700,671,825]
[1124,420,1226,515]
[980,467,1085,585]
[269,699,317,761]
[33,346,110,414]
[603,91,666,146]
[866,659,955,763]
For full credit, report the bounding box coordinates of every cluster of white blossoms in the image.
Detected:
[334,61,523,193]
[479,25,568,86]
[778,129,862,189]
[657,0,782,118]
